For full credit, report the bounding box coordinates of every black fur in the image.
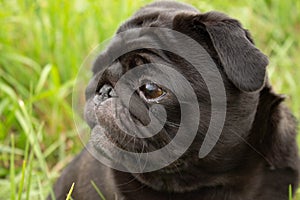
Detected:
[49,1,299,200]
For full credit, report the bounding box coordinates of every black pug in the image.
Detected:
[50,1,300,200]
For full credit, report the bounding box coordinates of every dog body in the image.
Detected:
[50,1,299,200]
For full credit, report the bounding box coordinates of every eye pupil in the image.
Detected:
[140,82,164,100]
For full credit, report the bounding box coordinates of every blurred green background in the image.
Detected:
[0,0,299,199]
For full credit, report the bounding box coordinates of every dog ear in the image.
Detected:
[250,85,299,171]
[173,12,269,92]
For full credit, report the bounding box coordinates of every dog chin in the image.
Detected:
[132,171,205,193]
[90,122,204,193]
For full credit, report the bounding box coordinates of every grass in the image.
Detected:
[65,183,75,200]
[0,0,299,199]
[91,180,106,200]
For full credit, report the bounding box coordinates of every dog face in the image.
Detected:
[84,1,270,192]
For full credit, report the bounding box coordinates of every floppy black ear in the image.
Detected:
[173,12,269,92]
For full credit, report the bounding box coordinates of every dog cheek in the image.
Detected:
[84,98,98,129]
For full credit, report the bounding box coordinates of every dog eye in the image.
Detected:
[139,82,165,101]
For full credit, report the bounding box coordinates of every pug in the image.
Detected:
[49,1,300,200]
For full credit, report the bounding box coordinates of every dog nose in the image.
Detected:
[94,84,116,105]
[99,84,114,97]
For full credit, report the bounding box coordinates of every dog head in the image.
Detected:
[84,1,273,192]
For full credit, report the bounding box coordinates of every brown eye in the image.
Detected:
[139,82,165,100]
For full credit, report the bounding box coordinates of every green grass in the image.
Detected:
[0,0,299,199]
[91,180,106,200]
[65,183,75,200]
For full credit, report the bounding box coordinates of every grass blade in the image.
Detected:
[10,134,15,200]
[17,160,26,200]
[91,180,106,200]
[65,183,75,200]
